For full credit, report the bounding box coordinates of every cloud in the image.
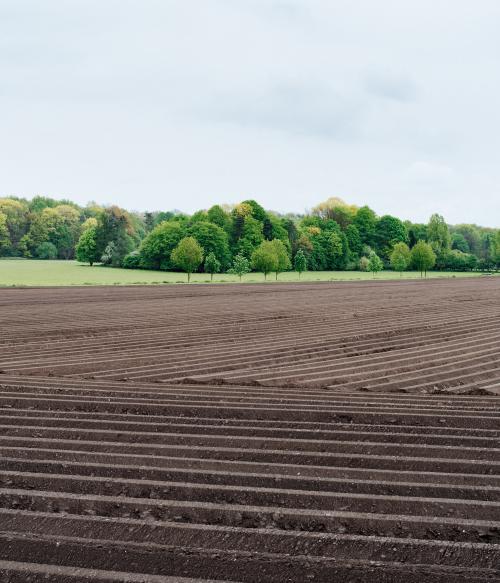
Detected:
[364,71,418,103]
[198,80,364,140]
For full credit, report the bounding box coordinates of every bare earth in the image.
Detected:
[0,277,499,582]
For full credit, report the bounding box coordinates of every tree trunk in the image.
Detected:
[187,272,191,283]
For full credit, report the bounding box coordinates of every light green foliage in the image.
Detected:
[368,251,383,276]
[411,240,436,277]
[171,236,204,282]
[270,238,291,279]
[76,227,99,266]
[0,212,10,253]
[294,249,307,277]
[251,240,279,280]
[359,256,370,272]
[228,253,251,281]
[428,214,451,257]
[204,252,221,281]
[390,242,411,274]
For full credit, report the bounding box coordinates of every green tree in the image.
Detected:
[428,214,451,259]
[251,240,279,280]
[411,240,436,277]
[139,221,186,270]
[270,238,291,280]
[207,205,231,232]
[368,251,383,277]
[94,206,137,266]
[374,215,409,259]
[204,252,221,281]
[188,221,231,269]
[294,249,307,278]
[0,212,10,254]
[76,227,99,266]
[35,241,58,259]
[0,198,29,254]
[359,256,370,272]
[171,236,204,282]
[228,253,251,281]
[353,205,377,247]
[390,242,411,276]
[451,232,470,253]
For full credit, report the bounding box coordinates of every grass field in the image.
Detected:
[0,259,495,287]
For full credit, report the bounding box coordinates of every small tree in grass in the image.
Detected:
[228,253,251,282]
[251,240,278,280]
[390,242,411,276]
[204,252,220,282]
[76,226,99,266]
[270,239,291,280]
[368,251,383,278]
[411,240,436,278]
[294,249,307,278]
[171,236,203,282]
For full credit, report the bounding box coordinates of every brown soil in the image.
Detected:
[0,278,499,581]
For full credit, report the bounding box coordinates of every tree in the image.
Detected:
[207,205,231,232]
[76,227,99,266]
[35,241,58,259]
[0,212,10,254]
[139,221,186,270]
[94,206,137,266]
[451,232,470,253]
[251,240,279,280]
[0,198,29,254]
[359,256,370,271]
[390,242,411,276]
[188,221,231,269]
[353,205,377,247]
[204,252,221,281]
[374,215,408,259]
[269,238,291,280]
[228,253,251,281]
[294,249,307,278]
[428,214,451,257]
[411,240,436,277]
[101,241,117,265]
[368,251,383,277]
[171,236,203,282]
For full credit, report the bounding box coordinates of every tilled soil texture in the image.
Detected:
[0,278,499,582]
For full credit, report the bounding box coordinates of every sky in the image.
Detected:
[1,0,499,226]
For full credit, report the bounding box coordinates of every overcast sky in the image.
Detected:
[1,1,499,226]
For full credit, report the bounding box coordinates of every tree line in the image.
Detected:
[1,195,499,278]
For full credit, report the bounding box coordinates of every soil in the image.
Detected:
[0,278,499,581]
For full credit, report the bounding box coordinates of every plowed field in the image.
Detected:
[0,278,499,582]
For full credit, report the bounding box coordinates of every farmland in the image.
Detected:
[0,277,499,582]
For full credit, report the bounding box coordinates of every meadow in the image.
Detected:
[0,259,491,287]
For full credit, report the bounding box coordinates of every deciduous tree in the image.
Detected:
[171,237,204,282]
